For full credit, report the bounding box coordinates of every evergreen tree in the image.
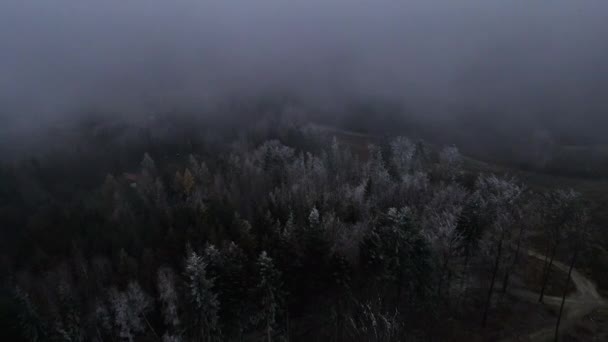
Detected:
[157,267,180,332]
[52,281,84,342]
[184,251,220,341]
[107,281,153,342]
[252,251,285,342]
[13,287,47,342]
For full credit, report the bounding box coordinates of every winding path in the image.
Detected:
[508,249,607,341]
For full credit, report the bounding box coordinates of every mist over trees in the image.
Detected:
[2,0,608,156]
[0,120,591,341]
[1,1,606,340]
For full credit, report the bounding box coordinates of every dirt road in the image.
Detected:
[508,249,607,341]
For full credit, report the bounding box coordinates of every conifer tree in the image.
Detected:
[53,281,84,342]
[107,281,153,342]
[14,287,47,342]
[157,267,180,332]
[252,251,285,342]
[390,136,415,176]
[184,251,220,341]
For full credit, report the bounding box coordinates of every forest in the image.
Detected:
[0,116,595,341]
[3,0,608,340]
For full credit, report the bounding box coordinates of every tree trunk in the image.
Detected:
[459,245,471,307]
[482,232,504,327]
[446,268,453,306]
[332,299,341,342]
[555,249,577,342]
[285,305,290,342]
[502,224,525,293]
[267,319,272,342]
[438,257,449,299]
[396,270,404,305]
[539,242,558,303]
[144,315,161,341]
[541,243,551,281]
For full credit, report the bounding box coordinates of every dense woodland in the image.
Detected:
[0,119,591,341]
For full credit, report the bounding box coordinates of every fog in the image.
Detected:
[2,0,608,147]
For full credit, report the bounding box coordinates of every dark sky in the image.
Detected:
[1,0,607,142]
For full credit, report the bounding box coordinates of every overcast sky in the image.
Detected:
[1,0,607,140]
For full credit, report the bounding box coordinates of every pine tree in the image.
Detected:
[437,145,463,181]
[108,288,133,341]
[138,153,158,203]
[53,280,84,342]
[14,287,47,342]
[125,282,153,336]
[252,251,285,342]
[184,251,220,341]
[157,267,180,331]
[362,207,433,307]
[329,253,352,342]
[308,207,320,227]
[346,299,403,342]
[390,136,415,176]
[182,169,196,196]
[141,153,157,176]
[456,194,485,303]
[216,242,249,340]
[107,281,153,342]
[423,210,463,301]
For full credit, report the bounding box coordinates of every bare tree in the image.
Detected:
[501,192,534,294]
[539,190,580,303]
[481,213,510,328]
[554,204,589,342]
[424,211,462,302]
[475,175,522,327]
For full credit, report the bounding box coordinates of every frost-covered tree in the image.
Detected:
[423,211,463,300]
[141,153,157,176]
[52,280,84,342]
[362,207,433,306]
[538,189,582,303]
[106,281,153,342]
[308,207,320,227]
[13,287,47,342]
[437,145,463,181]
[555,202,589,341]
[501,194,534,294]
[398,171,431,209]
[107,289,130,341]
[188,154,211,185]
[456,193,485,301]
[215,242,249,340]
[475,175,522,326]
[390,136,415,176]
[252,251,284,342]
[253,140,295,182]
[329,253,353,341]
[184,251,220,341]
[346,300,403,342]
[162,334,183,342]
[2,122,595,342]
[182,169,196,196]
[157,267,180,331]
[364,144,392,202]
